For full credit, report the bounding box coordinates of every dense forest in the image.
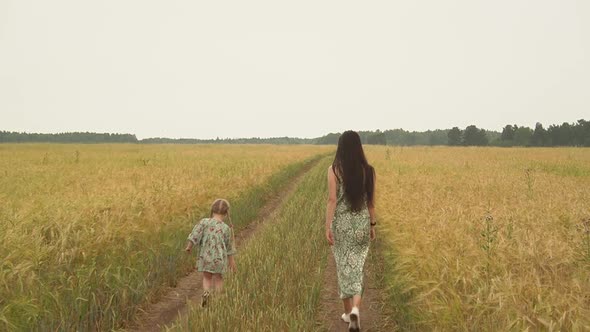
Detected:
[495,120,590,147]
[443,119,590,147]
[1,119,588,146]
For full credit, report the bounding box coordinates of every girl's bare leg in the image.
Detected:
[201,272,214,307]
[202,272,213,291]
[213,274,224,291]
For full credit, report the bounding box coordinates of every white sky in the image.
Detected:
[1,0,588,139]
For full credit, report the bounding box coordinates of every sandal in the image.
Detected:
[201,291,211,308]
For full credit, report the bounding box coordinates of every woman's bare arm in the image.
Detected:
[368,168,377,240]
[325,166,338,245]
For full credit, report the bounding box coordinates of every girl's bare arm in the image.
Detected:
[227,255,236,272]
[185,241,193,252]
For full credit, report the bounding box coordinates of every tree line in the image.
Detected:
[1,119,588,146]
[497,120,590,147]
[0,131,138,143]
[141,136,314,144]
[446,119,589,147]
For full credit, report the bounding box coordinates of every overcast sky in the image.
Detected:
[1,1,588,139]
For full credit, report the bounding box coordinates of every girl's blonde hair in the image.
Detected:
[210,198,230,217]
[210,199,235,250]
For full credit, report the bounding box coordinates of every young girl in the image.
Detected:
[185,198,237,307]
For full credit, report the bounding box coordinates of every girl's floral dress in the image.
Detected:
[187,218,236,274]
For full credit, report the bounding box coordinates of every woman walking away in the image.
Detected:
[325,130,376,332]
[185,198,237,307]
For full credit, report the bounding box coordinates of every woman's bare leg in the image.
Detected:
[352,294,362,309]
[349,296,362,330]
[342,297,353,314]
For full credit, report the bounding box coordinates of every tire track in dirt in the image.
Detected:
[126,158,323,332]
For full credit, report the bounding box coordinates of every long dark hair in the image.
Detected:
[332,130,375,212]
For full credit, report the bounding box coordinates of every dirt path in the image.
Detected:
[317,239,395,331]
[126,159,321,332]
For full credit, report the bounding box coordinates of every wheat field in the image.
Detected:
[370,146,590,331]
[2,144,589,331]
[0,144,330,331]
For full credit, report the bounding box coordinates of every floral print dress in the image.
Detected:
[331,181,371,299]
[187,218,236,274]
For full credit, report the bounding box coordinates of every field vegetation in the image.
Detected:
[371,146,590,331]
[3,144,588,331]
[0,144,330,331]
[170,157,331,331]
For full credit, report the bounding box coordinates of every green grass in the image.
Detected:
[535,162,590,178]
[229,154,326,233]
[379,233,422,331]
